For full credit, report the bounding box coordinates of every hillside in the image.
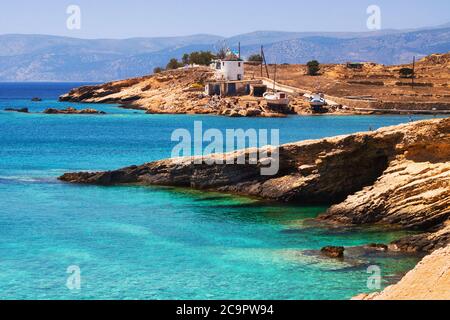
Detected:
[1,24,450,81]
[246,52,450,104]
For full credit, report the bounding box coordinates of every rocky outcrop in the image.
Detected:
[43,107,106,115]
[319,120,450,252]
[4,107,29,113]
[354,245,450,300]
[390,222,450,253]
[59,118,450,252]
[321,246,345,258]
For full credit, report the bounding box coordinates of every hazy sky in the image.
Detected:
[0,0,449,38]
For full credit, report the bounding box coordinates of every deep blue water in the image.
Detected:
[0,83,440,300]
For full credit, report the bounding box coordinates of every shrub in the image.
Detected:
[248,54,263,62]
[182,54,190,66]
[166,58,182,70]
[190,83,204,91]
[153,67,164,74]
[188,51,215,66]
[178,51,215,66]
[307,60,320,76]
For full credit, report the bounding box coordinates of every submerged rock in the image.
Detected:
[321,246,345,258]
[354,245,450,300]
[31,97,42,102]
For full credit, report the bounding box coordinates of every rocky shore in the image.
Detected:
[59,67,288,118]
[58,67,364,118]
[59,118,449,299]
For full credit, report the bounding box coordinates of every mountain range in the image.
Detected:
[1,23,449,82]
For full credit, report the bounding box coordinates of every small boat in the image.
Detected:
[264,91,290,107]
[309,93,326,107]
[263,61,290,107]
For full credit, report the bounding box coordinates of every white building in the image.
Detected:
[211,53,244,81]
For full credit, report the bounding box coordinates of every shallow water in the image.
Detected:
[0,82,438,300]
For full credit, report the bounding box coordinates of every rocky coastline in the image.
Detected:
[58,67,370,118]
[59,68,280,118]
[59,118,449,299]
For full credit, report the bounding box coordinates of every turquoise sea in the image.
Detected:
[0,83,438,300]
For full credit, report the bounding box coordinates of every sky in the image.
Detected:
[0,0,449,39]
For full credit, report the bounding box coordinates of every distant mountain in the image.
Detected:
[240,28,450,65]
[0,24,449,81]
[0,34,223,81]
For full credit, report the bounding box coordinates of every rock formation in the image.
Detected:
[43,107,106,115]
[59,118,450,253]
[321,246,345,258]
[4,107,29,113]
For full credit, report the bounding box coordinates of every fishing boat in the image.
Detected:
[263,61,290,107]
[263,91,290,107]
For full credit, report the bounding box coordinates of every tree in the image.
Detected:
[166,58,182,70]
[399,68,414,79]
[153,67,164,74]
[248,54,263,63]
[182,54,190,66]
[188,51,215,66]
[307,60,320,76]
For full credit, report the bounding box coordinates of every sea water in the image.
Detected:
[0,83,436,300]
